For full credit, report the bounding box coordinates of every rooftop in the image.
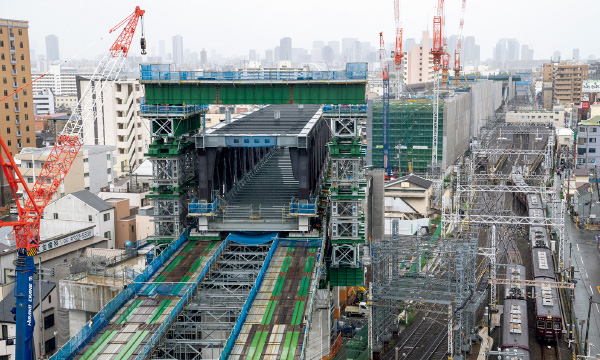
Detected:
[18,144,115,157]
[71,190,114,212]
[386,174,433,190]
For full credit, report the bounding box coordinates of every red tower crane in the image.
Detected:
[393,0,403,96]
[430,0,445,167]
[454,0,467,86]
[0,7,146,360]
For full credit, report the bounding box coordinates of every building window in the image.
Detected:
[45,337,56,353]
[44,314,55,329]
[20,54,24,61]
[53,213,58,219]
[107,154,111,160]
[21,77,25,84]
[26,138,29,144]
[18,29,22,36]
[1,325,6,340]
[1,65,4,72]
[107,169,111,174]
[104,213,110,221]
[89,215,93,222]
[578,148,586,155]
[23,102,27,108]
[580,127,587,132]
[593,128,598,133]
[0,41,3,47]
[103,231,111,239]
[6,128,9,134]
[19,42,23,48]
[24,114,28,120]
[590,138,597,143]
[7,140,11,146]
[84,172,89,177]
[590,148,596,153]
[131,225,135,233]
[21,65,24,71]
[2,78,5,85]
[25,125,29,131]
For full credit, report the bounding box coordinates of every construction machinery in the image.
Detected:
[0,7,146,359]
[393,0,403,97]
[380,32,392,177]
[454,0,467,86]
[430,0,446,168]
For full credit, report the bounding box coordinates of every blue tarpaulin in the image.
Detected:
[226,232,278,245]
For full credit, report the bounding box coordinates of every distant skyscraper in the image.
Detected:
[328,41,340,59]
[521,44,531,61]
[494,38,519,62]
[573,48,580,61]
[342,38,357,62]
[249,49,257,61]
[159,40,166,60]
[322,46,333,65]
[353,41,362,62]
[45,34,59,61]
[553,51,561,62]
[172,35,184,64]
[200,49,207,64]
[265,49,273,64]
[462,36,479,64]
[280,37,292,61]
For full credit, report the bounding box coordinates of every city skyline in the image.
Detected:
[2,0,597,62]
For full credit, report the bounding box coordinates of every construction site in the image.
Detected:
[0,2,588,360]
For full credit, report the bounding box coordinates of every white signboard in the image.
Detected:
[413,146,429,150]
[583,80,600,93]
[38,228,94,253]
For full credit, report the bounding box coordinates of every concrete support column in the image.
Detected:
[197,148,217,201]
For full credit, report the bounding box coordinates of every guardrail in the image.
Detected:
[141,63,368,82]
[299,236,326,360]
[141,104,207,116]
[189,196,220,215]
[290,198,318,216]
[323,104,368,114]
[50,227,193,360]
[219,238,280,359]
[135,238,229,360]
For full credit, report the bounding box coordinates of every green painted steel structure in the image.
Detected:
[143,82,367,105]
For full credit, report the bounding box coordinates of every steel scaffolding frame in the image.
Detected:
[371,236,478,359]
[151,243,270,360]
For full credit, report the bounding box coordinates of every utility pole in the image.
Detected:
[585,296,592,356]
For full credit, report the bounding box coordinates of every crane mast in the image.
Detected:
[430,0,445,168]
[0,7,146,360]
[380,32,391,177]
[454,0,467,86]
[393,0,403,97]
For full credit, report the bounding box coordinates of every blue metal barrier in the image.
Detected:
[51,227,193,360]
[189,197,219,215]
[290,198,318,216]
[323,104,368,114]
[140,63,368,81]
[135,239,229,360]
[219,238,280,359]
[141,104,207,116]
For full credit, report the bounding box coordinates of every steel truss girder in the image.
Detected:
[471,148,548,156]
[455,184,545,194]
[330,116,359,138]
[330,158,364,182]
[332,244,359,267]
[331,200,360,217]
[331,218,362,239]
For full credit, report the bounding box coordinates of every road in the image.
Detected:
[565,203,600,356]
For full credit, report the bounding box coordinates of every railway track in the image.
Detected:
[424,330,448,360]
[392,310,447,360]
[541,344,560,360]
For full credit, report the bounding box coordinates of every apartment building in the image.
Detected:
[542,62,589,109]
[15,145,115,201]
[78,78,149,172]
[0,19,36,157]
[33,88,55,115]
[31,65,93,96]
[402,30,434,85]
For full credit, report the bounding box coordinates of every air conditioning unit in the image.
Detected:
[7,338,14,345]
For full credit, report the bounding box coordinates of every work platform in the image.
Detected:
[140,63,368,105]
[74,240,222,360]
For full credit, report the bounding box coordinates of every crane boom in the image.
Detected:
[0,7,146,360]
[380,32,391,177]
[454,0,467,86]
[393,0,403,97]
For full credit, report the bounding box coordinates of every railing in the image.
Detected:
[290,198,318,216]
[50,227,194,360]
[323,104,368,114]
[13,107,19,113]
[189,196,220,215]
[135,238,229,360]
[219,238,279,359]
[141,63,368,82]
[299,236,326,360]
[141,104,207,116]
[13,93,18,100]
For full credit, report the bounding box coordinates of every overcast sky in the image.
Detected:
[3,0,599,61]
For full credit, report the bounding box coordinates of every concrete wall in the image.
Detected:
[469,80,503,139]
[506,110,560,124]
[59,279,122,313]
[136,213,153,242]
[116,218,136,248]
[85,148,113,194]
[442,92,471,169]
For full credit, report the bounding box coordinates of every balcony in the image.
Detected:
[15,119,21,125]
[14,107,20,113]
[16,143,22,149]
[13,93,19,100]
[12,82,18,88]
[8,32,14,39]
[9,56,16,64]
[15,131,21,137]
[11,70,17,76]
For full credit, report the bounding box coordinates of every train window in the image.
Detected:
[537,320,545,328]
[546,321,552,329]
[554,322,561,330]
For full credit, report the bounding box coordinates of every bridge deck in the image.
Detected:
[229,245,318,359]
[74,240,221,360]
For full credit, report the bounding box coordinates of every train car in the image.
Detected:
[529,226,549,249]
[502,298,530,359]
[534,285,562,340]
[531,247,563,340]
[505,265,526,299]
[526,194,543,211]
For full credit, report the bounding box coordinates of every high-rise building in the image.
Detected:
[542,62,588,109]
[328,41,340,60]
[0,19,36,157]
[342,38,357,63]
[32,65,94,95]
[521,44,530,61]
[159,40,166,60]
[553,51,561,62]
[200,48,207,64]
[45,34,59,61]
[402,30,434,85]
[494,38,519,63]
[462,36,479,65]
[573,48,580,61]
[280,37,292,61]
[78,78,149,172]
[264,49,273,64]
[322,46,333,65]
[248,49,257,61]
[172,34,183,64]
[353,41,362,62]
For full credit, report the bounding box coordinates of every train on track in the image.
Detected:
[501,264,530,359]
[525,191,563,341]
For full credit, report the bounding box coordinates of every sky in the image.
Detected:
[3,0,599,61]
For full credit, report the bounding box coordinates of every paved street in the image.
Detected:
[566,206,600,356]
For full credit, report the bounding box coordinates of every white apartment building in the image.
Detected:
[402,30,435,85]
[16,145,115,201]
[54,94,78,112]
[32,88,55,115]
[505,109,562,124]
[78,78,150,173]
[31,65,93,96]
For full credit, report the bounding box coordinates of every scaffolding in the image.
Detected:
[371,101,443,173]
[371,235,478,359]
[323,105,367,286]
